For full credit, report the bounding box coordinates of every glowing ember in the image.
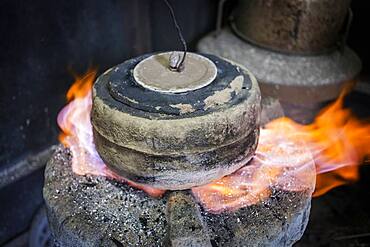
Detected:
[57,69,370,212]
[57,69,164,197]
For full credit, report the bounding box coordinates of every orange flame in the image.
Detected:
[193,87,370,212]
[58,69,96,146]
[301,88,370,196]
[57,69,164,197]
[192,119,316,213]
[57,69,370,212]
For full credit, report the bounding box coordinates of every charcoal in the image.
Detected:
[201,189,311,247]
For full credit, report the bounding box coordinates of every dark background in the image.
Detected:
[0,0,369,169]
[0,0,369,245]
[0,0,217,171]
[0,0,217,244]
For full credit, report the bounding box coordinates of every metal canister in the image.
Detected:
[232,0,351,54]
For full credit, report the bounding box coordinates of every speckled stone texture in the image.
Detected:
[231,0,351,54]
[260,96,284,126]
[44,147,312,247]
[197,29,361,105]
[91,53,261,190]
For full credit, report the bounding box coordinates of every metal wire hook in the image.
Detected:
[163,0,187,72]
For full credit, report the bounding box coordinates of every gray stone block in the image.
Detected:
[198,29,361,105]
[44,147,312,247]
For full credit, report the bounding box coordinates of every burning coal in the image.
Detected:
[57,69,370,213]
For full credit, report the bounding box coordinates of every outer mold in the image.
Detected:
[91,53,261,189]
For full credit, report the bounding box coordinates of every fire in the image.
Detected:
[57,69,164,197]
[300,88,370,196]
[192,119,316,213]
[193,88,370,212]
[57,69,370,212]
[57,69,97,174]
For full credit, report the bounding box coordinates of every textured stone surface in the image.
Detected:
[198,29,361,105]
[167,192,211,247]
[44,147,312,247]
[260,96,284,126]
[93,127,259,190]
[279,101,326,124]
[202,190,311,247]
[44,148,168,247]
[232,0,351,54]
[91,53,261,189]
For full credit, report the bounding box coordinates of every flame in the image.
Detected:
[57,69,164,197]
[192,119,316,213]
[300,88,370,196]
[193,87,370,212]
[57,69,370,212]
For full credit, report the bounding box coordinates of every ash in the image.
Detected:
[44,146,312,247]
